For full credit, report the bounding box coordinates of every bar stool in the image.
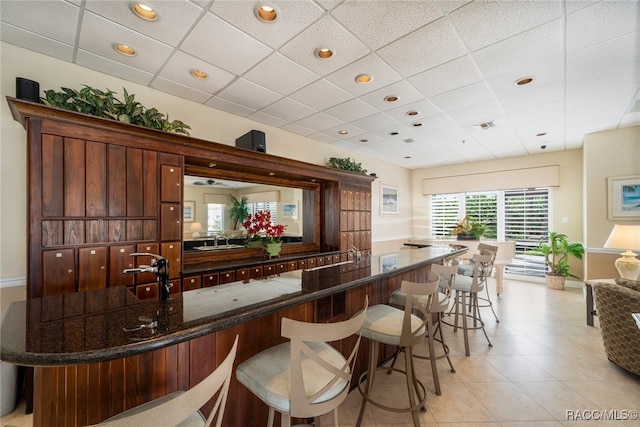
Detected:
[443,253,494,356]
[387,264,458,395]
[236,297,368,427]
[456,244,500,322]
[355,272,439,427]
[93,335,238,427]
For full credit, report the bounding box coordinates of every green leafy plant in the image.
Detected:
[451,214,485,240]
[228,194,249,231]
[41,85,191,134]
[533,231,585,279]
[326,157,368,174]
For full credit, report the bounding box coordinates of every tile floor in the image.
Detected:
[2,278,639,427]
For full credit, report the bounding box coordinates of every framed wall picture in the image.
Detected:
[608,175,640,219]
[282,201,298,219]
[380,183,399,215]
[380,253,399,273]
[184,200,195,223]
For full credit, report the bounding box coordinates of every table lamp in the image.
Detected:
[190,222,203,239]
[603,224,640,280]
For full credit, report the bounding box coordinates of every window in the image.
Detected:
[430,188,550,277]
[207,203,225,233]
[247,202,279,223]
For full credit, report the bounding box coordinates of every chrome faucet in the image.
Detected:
[123,253,172,301]
[348,246,362,263]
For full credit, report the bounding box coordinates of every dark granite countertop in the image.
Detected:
[1,244,465,366]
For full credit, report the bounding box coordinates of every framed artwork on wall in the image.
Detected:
[608,175,640,219]
[380,183,399,215]
[380,253,399,273]
[282,201,298,219]
[184,200,195,223]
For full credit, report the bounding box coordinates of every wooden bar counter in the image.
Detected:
[1,245,465,427]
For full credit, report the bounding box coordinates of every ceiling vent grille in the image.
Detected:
[472,121,496,130]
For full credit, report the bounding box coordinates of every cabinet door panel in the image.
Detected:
[109,245,136,286]
[143,150,158,217]
[160,204,181,241]
[136,283,158,300]
[182,276,201,292]
[64,220,84,245]
[161,165,181,202]
[108,220,127,242]
[136,243,159,284]
[41,134,64,217]
[85,141,107,217]
[126,148,144,217]
[42,249,75,296]
[64,138,86,217]
[126,220,144,241]
[86,219,108,244]
[78,247,107,292]
[219,270,235,284]
[108,145,127,217]
[160,242,181,279]
[42,221,64,247]
[249,266,263,280]
[203,273,219,287]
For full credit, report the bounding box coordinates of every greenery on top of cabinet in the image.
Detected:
[326,157,368,174]
[42,85,191,135]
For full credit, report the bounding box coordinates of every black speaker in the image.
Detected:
[16,77,40,103]
[236,130,266,153]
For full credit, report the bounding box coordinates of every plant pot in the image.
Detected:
[457,233,478,241]
[545,273,566,290]
[245,240,263,249]
[265,242,282,257]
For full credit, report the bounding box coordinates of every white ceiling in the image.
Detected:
[1,0,638,169]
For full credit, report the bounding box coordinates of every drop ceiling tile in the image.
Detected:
[150,77,212,104]
[385,99,442,123]
[244,53,319,96]
[430,82,494,112]
[181,12,272,75]
[567,62,639,99]
[205,97,255,117]
[410,114,457,131]
[0,24,75,62]
[0,0,79,44]
[209,0,324,49]
[331,0,444,51]
[259,97,317,122]
[407,55,483,97]
[472,19,562,79]
[371,124,418,142]
[446,100,503,127]
[498,82,565,112]
[308,132,338,144]
[215,78,282,111]
[457,147,495,163]
[294,112,343,133]
[450,0,561,52]
[324,99,379,123]
[566,84,639,124]
[79,12,173,74]
[324,123,366,141]
[350,113,399,133]
[420,125,473,146]
[566,1,639,53]
[279,15,370,76]
[281,122,316,137]
[377,16,468,77]
[506,100,564,125]
[620,112,640,127]
[486,56,565,99]
[326,54,403,96]
[158,50,236,94]
[84,0,203,46]
[359,81,425,111]
[288,79,354,111]
[340,133,387,147]
[75,49,154,86]
[566,33,639,79]
[246,111,288,128]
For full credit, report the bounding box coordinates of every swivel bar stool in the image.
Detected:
[457,243,500,323]
[355,272,439,427]
[387,263,458,395]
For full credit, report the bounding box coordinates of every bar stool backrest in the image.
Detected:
[282,296,368,419]
[470,253,493,292]
[399,271,440,347]
[431,263,458,311]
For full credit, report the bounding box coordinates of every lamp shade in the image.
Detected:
[604,224,640,250]
[190,222,203,239]
[604,224,640,280]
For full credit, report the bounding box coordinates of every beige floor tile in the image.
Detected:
[425,382,496,423]
[464,381,554,422]
[482,354,557,381]
[511,381,597,420]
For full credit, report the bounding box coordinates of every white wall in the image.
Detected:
[0,43,412,285]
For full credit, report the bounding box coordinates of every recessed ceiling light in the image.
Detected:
[515,76,534,86]
[255,5,278,22]
[191,70,208,80]
[384,95,399,103]
[404,156,411,159]
[389,131,399,136]
[132,3,157,21]
[315,48,333,59]
[114,44,136,56]
[358,139,368,143]
[355,74,372,84]
[411,122,422,127]
[536,132,547,137]
[338,130,348,135]
[406,110,419,116]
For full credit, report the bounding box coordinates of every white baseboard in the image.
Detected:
[0,277,26,288]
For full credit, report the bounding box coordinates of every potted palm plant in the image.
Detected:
[534,231,585,290]
[228,195,249,231]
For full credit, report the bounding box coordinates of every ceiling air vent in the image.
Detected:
[472,121,496,130]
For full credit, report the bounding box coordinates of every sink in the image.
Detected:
[194,244,245,251]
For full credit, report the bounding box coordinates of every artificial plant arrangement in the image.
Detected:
[41,85,191,134]
[326,157,368,175]
[533,231,584,289]
[242,210,286,246]
[451,214,486,240]
[228,195,249,230]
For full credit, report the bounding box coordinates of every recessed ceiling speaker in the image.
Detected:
[236,130,266,153]
[16,77,40,103]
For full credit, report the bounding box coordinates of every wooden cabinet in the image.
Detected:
[42,249,75,296]
[109,245,136,286]
[219,270,235,284]
[136,283,158,300]
[78,247,107,292]
[182,275,201,291]
[160,204,181,241]
[202,273,219,288]
[160,242,181,279]
[160,165,181,202]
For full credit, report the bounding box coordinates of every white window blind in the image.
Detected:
[465,192,498,239]
[247,202,279,224]
[207,204,225,232]
[430,194,461,237]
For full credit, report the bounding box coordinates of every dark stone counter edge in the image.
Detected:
[1,247,466,367]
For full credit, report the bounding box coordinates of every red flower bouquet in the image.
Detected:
[242,210,286,245]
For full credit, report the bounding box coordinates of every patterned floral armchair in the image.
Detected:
[592,278,640,376]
